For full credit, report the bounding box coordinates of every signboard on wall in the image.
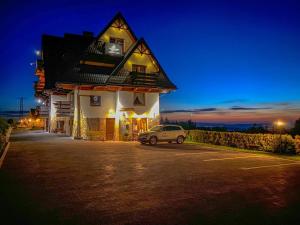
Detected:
[90,96,101,106]
[105,43,122,56]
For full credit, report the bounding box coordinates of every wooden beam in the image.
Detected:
[56,83,167,93]
[80,60,115,68]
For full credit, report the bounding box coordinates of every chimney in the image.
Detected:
[82,31,94,38]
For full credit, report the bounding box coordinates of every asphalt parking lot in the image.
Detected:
[1,130,300,225]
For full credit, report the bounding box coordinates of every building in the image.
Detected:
[35,12,176,141]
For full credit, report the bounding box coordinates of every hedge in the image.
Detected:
[296,135,300,154]
[0,118,9,135]
[0,118,9,155]
[187,130,298,154]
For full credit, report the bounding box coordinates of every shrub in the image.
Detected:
[0,117,9,135]
[295,136,300,154]
[187,130,296,154]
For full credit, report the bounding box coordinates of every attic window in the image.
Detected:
[132,64,146,73]
[110,37,124,53]
[133,93,145,106]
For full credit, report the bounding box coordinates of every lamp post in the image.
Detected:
[274,120,285,153]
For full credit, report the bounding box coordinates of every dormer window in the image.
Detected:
[110,37,124,54]
[132,64,146,73]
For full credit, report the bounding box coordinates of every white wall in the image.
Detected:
[79,90,116,118]
[117,91,159,118]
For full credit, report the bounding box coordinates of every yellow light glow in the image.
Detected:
[36,119,40,122]
[28,119,32,122]
[274,120,285,127]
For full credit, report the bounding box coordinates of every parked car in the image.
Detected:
[138,125,187,145]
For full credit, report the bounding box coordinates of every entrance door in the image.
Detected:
[106,118,115,140]
[132,118,147,140]
[56,120,65,133]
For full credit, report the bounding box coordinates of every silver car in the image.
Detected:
[138,125,187,145]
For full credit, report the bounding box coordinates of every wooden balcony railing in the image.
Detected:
[129,71,159,86]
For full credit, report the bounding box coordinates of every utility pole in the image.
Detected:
[19,97,24,119]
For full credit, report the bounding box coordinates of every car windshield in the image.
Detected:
[149,126,162,132]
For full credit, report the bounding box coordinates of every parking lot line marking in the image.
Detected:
[175,152,218,156]
[241,162,300,170]
[203,155,263,161]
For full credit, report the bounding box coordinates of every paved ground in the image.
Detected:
[1,130,300,225]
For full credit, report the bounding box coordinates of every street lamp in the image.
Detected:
[274,120,285,153]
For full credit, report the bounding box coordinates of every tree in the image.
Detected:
[291,118,300,136]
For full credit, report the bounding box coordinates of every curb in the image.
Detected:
[0,142,10,168]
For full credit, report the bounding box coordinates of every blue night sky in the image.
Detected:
[0,0,300,124]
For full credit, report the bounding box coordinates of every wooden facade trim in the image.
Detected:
[79,60,115,68]
[55,83,166,93]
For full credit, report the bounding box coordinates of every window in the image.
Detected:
[110,37,124,53]
[87,118,101,131]
[164,126,181,131]
[133,92,145,106]
[90,96,101,106]
[132,64,146,73]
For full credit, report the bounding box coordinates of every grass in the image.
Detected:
[185,141,300,161]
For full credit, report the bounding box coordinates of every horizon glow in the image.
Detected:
[0,0,299,124]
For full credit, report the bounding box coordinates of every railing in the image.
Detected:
[38,106,50,118]
[129,71,159,86]
[54,101,74,117]
[86,41,123,58]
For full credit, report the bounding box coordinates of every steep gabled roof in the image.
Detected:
[94,12,137,42]
[40,12,176,92]
[107,38,177,89]
[42,33,94,89]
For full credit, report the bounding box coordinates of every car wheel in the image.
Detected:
[176,136,184,144]
[141,141,146,145]
[149,136,157,145]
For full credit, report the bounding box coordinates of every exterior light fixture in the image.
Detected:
[37,99,42,103]
[35,50,41,56]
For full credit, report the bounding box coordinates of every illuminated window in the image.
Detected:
[133,93,145,106]
[110,37,124,53]
[132,64,146,73]
[87,118,101,131]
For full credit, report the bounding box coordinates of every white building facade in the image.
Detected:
[35,13,176,141]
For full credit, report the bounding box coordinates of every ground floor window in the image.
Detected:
[86,118,101,131]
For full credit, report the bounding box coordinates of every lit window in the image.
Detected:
[110,37,124,53]
[132,64,146,73]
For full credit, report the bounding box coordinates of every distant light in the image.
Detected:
[37,99,42,103]
[28,119,32,122]
[42,102,45,105]
[274,120,285,127]
[35,50,41,56]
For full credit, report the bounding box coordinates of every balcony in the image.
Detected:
[38,106,50,118]
[85,41,123,59]
[35,59,44,76]
[54,101,74,117]
[129,71,159,87]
